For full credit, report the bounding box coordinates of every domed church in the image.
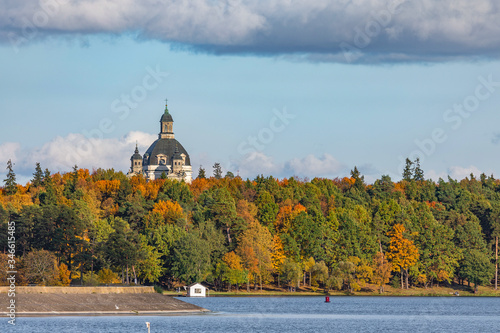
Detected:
[128,101,193,183]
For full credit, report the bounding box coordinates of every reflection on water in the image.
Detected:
[6,296,500,333]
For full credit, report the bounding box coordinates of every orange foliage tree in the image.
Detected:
[386,224,419,289]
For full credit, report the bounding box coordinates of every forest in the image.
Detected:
[0,158,499,293]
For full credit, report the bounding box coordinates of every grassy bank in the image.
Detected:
[163,284,500,297]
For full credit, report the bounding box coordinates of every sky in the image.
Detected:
[1,0,500,185]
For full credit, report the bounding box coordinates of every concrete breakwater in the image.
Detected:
[0,286,208,316]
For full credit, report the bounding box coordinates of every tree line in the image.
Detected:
[0,159,498,293]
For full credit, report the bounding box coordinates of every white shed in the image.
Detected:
[186,283,207,297]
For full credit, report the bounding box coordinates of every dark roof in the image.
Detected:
[131,145,142,160]
[144,138,191,166]
[160,111,173,122]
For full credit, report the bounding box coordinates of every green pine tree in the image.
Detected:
[197,166,206,179]
[64,165,79,198]
[402,158,414,181]
[32,162,44,187]
[3,159,17,195]
[40,168,57,205]
[350,166,365,191]
[213,163,223,179]
[413,158,425,181]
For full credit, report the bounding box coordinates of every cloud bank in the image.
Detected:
[2,0,500,63]
[0,131,157,182]
[231,152,345,179]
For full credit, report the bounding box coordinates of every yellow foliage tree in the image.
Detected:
[271,235,286,286]
[371,252,392,293]
[386,224,419,289]
[56,263,72,286]
[222,251,247,292]
[236,221,273,291]
[304,257,316,287]
[150,200,184,225]
[98,268,121,284]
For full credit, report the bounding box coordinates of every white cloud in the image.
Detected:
[0,131,156,180]
[231,151,283,178]
[426,169,447,182]
[427,165,487,181]
[284,153,344,178]
[1,0,500,62]
[230,152,345,179]
[0,142,21,164]
[447,165,483,181]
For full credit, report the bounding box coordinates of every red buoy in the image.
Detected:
[325,296,330,303]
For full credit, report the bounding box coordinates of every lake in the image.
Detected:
[5,296,500,332]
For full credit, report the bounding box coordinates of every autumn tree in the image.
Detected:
[270,235,286,286]
[371,252,391,293]
[222,251,247,291]
[312,261,329,288]
[303,257,315,287]
[236,221,273,290]
[24,249,58,285]
[386,224,419,289]
[333,260,357,292]
[282,258,302,290]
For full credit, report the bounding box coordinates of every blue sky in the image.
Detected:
[1,1,500,184]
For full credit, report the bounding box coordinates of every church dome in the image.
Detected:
[144,139,191,166]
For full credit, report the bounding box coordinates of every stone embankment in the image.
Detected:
[0,286,207,316]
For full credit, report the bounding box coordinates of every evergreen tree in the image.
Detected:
[197,165,206,179]
[32,162,44,187]
[402,158,414,181]
[413,158,425,181]
[64,165,79,198]
[350,166,365,191]
[225,171,235,179]
[40,168,57,205]
[3,159,17,195]
[460,249,495,293]
[213,162,223,179]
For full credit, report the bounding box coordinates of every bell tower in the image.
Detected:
[159,98,174,139]
[130,143,143,174]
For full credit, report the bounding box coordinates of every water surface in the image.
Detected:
[5,296,500,332]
